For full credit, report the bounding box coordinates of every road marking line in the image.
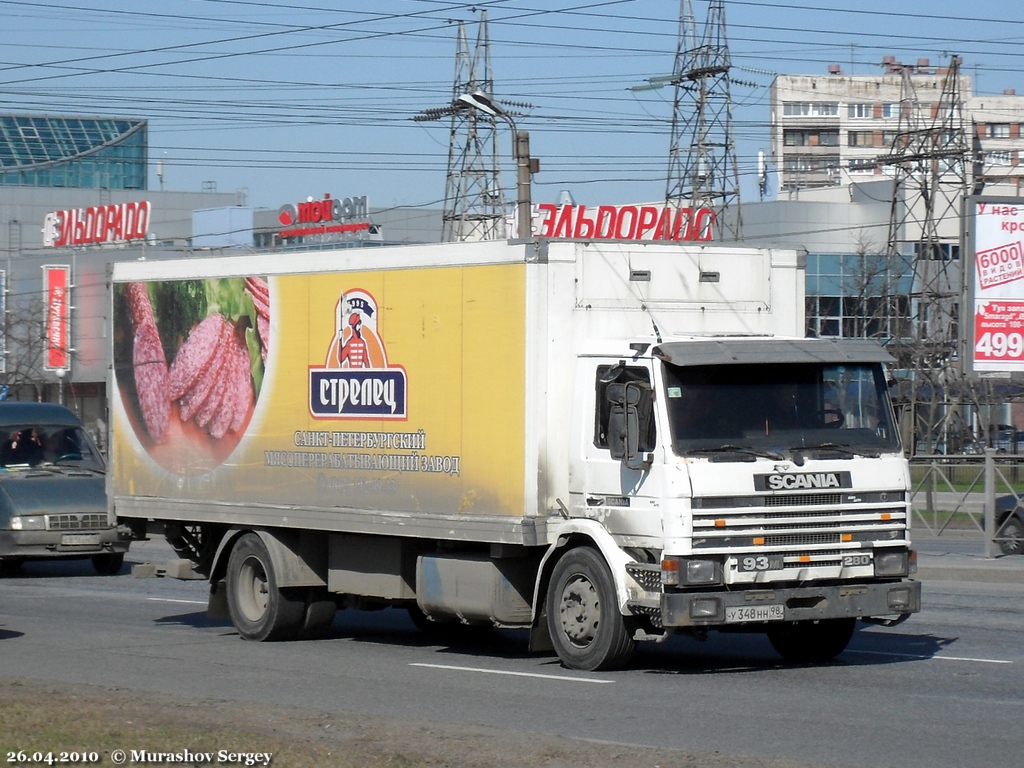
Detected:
[849,649,1012,664]
[410,662,615,683]
[146,597,207,605]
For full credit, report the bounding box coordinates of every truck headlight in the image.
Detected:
[887,586,915,611]
[9,515,45,531]
[874,550,909,578]
[690,596,722,619]
[662,557,723,586]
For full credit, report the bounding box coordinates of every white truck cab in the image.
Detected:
[548,336,919,669]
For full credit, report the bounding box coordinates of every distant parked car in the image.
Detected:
[995,495,1024,556]
[0,402,130,575]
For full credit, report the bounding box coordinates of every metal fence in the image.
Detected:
[909,449,1022,557]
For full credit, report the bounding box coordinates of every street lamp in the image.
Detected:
[456,91,538,240]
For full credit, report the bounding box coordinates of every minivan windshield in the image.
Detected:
[663,361,900,459]
[0,425,105,471]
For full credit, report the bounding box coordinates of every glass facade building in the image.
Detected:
[804,252,915,340]
[0,115,147,189]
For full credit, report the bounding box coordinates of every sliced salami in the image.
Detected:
[178,317,232,422]
[257,314,270,364]
[229,336,254,433]
[250,289,270,320]
[195,357,229,429]
[126,282,156,330]
[210,333,248,438]
[245,276,269,301]
[133,321,171,444]
[168,314,228,401]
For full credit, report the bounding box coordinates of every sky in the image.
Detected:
[2,0,1023,213]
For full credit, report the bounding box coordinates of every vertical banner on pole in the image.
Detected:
[43,265,70,371]
[0,269,6,374]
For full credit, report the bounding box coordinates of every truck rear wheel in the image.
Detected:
[226,533,304,641]
[767,618,855,663]
[546,547,635,671]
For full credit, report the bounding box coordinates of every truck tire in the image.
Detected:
[766,618,855,663]
[546,547,635,671]
[92,552,125,576]
[226,533,304,641]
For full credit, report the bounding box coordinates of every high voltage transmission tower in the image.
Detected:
[665,0,742,240]
[415,13,505,242]
[878,55,983,453]
[415,12,532,242]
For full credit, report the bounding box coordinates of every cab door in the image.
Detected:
[568,358,664,544]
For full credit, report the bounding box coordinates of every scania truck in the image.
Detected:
[109,238,920,670]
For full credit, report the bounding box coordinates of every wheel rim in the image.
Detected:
[237,556,269,622]
[1004,522,1024,554]
[558,573,601,648]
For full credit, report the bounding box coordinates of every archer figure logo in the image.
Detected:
[309,289,408,419]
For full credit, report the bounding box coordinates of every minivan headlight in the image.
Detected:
[9,515,45,531]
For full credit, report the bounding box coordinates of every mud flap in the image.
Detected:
[207,579,229,620]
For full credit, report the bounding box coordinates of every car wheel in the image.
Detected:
[997,514,1024,556]
[92,552,125,576]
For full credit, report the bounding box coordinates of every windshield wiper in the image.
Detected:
[686,445,785,462]
[790,442,879,463]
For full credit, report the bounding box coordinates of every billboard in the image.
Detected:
[42,201,150,248]
[110,264,527,517]
[43,265,70,371]
[967,198,1024,372]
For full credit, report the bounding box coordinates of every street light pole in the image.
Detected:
[457,92,536,239]
[513,131,533,240]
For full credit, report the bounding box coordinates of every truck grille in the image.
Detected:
[691,490,907,552]
[46,513,109,531]
[764,532,841,547]
[765,493,841,507]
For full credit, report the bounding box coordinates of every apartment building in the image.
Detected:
[770,57,1024,196]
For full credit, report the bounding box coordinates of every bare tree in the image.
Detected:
[839,231,911,343]
[1,295,61,402]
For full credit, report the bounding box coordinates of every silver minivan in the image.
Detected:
[0,402,129,575]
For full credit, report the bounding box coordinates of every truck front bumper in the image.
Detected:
[660,579,921,628]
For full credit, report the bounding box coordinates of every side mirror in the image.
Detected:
[607,381,652,471]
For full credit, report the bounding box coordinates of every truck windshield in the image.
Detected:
[0,425,105,471]
[663,361,900,458]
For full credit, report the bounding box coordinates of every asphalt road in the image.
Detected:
[2,541,1023,768]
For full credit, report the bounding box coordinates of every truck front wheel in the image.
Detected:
[226,533,304,641]
[766,618,855,663]
[546,547,635,671]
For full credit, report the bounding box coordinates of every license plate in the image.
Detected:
[737,554,784,572]
[725,604,785,623]
[61,534,101,546]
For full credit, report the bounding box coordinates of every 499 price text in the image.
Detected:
[976,331,1024,359]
